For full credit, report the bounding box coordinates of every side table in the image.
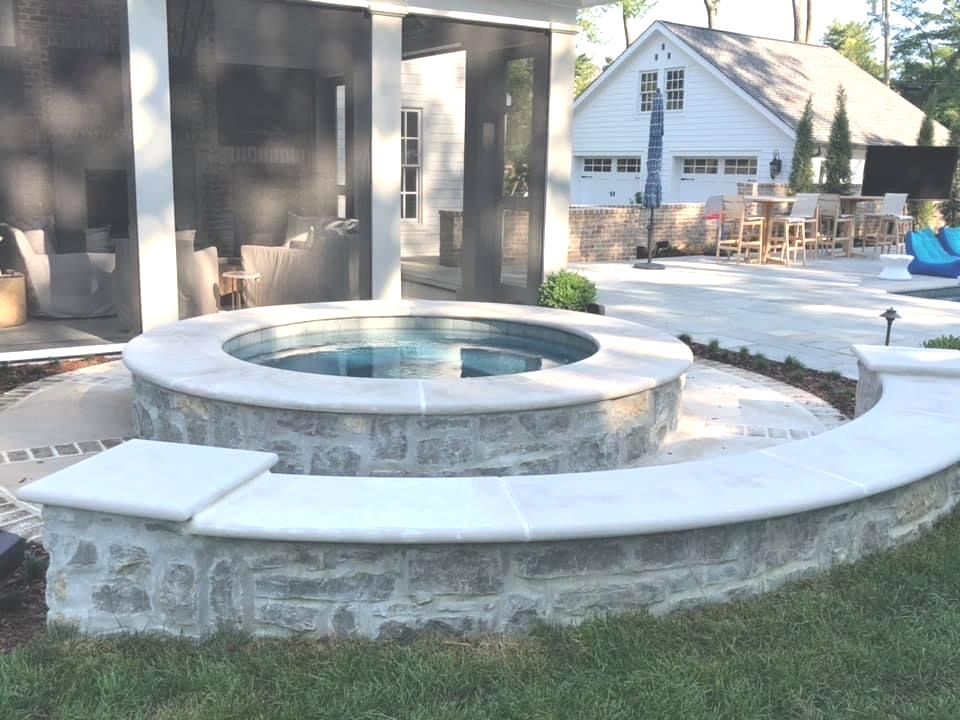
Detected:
[0,272,26,328]
[222,270,262,310]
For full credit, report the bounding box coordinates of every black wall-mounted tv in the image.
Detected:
[217,63,315,146]
[861,145,959,200]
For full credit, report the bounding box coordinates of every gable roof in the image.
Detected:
[577,21,950,147]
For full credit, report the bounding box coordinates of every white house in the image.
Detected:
[572,21,950,205]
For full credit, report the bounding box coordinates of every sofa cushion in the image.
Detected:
[24,229,50,255]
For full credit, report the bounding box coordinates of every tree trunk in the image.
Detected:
[882,0,891,85]
[703,0,717,28]
[804,0,813,43]
[622,8,631,48]
[791,0,802,42]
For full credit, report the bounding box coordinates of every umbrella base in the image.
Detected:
[633,262,666,270]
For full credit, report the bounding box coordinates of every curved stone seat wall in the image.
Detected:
[21,345,960,640]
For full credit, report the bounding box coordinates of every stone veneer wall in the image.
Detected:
[132,377,682,477]
[43,461,960,639]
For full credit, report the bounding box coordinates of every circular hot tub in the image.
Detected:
[124,300,692,477]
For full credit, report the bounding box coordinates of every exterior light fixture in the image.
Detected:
[769,150,782,180]
[880,307,901,346]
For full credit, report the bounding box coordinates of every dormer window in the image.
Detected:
[638,70,658,113]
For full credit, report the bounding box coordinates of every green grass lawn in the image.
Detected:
[4,512,960,720]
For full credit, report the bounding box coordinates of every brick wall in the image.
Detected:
[568,205,716,262]
[438,205,718,265]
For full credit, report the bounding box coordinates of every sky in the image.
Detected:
[579,0,911,65]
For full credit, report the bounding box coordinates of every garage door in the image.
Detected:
[573,157,644,205]
[672,156,758,203]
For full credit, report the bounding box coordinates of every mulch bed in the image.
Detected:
[0,356,117,395]
[0,345,857,653]
[0,544,48,653]
[687,340,857,418]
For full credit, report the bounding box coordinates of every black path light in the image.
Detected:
[881,307,901,346]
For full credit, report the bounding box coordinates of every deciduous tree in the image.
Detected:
[575,54,600,97]
[703,0,720,28]
[823,20,883,79]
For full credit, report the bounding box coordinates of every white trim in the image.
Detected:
[574,21,797,140]
[370,12,403,301]
[542,31,575,277]
[126,0,179,330]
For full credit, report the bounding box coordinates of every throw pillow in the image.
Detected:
[285,211,313,248]
[85,226,113,253]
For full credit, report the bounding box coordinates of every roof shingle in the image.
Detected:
[662,21,950,146]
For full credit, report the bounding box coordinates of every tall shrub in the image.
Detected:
[947,122,960,226]
[790,97,816,193]
[823,85,852,194]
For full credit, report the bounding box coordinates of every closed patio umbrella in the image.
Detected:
[635,88,665,270]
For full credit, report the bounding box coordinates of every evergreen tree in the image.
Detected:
[789,97,816,193]
[917,112,935,146]
[823,85,852,193]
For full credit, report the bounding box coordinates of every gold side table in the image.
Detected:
[0,272,26,328]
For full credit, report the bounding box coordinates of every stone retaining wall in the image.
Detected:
[132,376,683,477]
[42,461,960,639]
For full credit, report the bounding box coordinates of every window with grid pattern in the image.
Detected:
[665,68,684,110]
[401,108,421,221]
[583,158,613,173]
[723,158,758,175]
[638,70,658,112]
[617,158,642,174]
[682,158,719,175]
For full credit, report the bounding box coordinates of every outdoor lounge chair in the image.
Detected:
[906,228,960,278]
[937,226,960,256]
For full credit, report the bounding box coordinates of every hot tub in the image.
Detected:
[124,300,692,477]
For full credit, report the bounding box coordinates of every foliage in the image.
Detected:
[892,0,960,129]
[677,333,693,346]
[923,335,960,350]
[823,20,883,79]
[790,97,817,193]
[823,86,853,194]
[578,1,655,49]
[575,54,600,98]
[917,110,936,146]
[537,270,598,312]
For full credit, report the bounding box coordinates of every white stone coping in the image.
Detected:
[854,345,960,378]
[121,300,693,415]
[21,345,960,543]
[18,440,278,523]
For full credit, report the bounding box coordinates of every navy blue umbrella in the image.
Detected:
[638,89,665,269]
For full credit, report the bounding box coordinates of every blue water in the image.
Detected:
[249,328,588,379]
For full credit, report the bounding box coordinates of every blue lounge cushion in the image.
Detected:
[938,226,960,256]
[907,229,960,278]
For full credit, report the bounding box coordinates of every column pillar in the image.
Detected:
[541,28,577,278]
[126,0,178,329]
[369,8,404,301]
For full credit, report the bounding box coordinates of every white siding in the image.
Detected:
[400,52,466,258]
[572,29,795,204]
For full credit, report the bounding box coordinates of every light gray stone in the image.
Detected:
[257,603,320,633]
[310,446,362,476]
[409,549,503,596]
[68,541,98,567]
[255,573,396,602]
[93,582,151,614]
[513,542,626,578]
[158,563,197,622]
